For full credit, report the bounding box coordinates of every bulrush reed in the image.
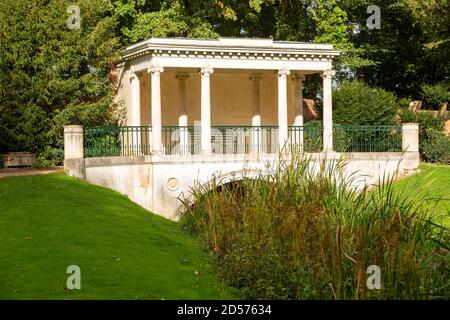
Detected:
[180,152,449,299]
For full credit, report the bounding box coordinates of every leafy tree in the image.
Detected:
[113,0,161,39]
[114,1,365,71]
[341,0,450,98]
[112,0,450,100]
[123,1,218,43]
[341,0,426,97]
[406,0,450,83]
[0,0,120,155]
[2,0,449,157]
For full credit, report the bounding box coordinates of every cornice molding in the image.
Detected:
[122,47,338,64]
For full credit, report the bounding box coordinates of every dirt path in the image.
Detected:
[0,167,63,178]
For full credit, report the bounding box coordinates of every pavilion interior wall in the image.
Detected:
[118,67,300,127]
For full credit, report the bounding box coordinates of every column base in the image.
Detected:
[64,158,86,179]
[152,149,163,155]
[322,149,337,159]
[201,150,212,157]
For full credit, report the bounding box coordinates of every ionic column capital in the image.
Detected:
[278,69,290,77]
[148,64,164,75]
[200,67,214,76]
[322,69,336,79]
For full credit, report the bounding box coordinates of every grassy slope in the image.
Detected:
[393,163,450,226]
[0,173,232,299]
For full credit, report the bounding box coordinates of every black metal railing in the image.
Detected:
[84,126,152,157]
[333,125,402,152]
[83,125,403,157]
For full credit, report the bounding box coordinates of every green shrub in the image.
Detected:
[33,156,55,169]
[181,155,449,300]
[421,82,450,110]
[333,81,398,125]
[397,97,412,110]
[33,146,64,169]
[421,129,450,164]
[42,146,64,165]
[399,110,447,162]
[85,134,121,157]
[399,109,444,132]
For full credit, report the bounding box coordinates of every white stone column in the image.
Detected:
[402,123,419,152]
[322,70,335,153]
[130,72,141,126]
[292,75,305,152]
[200,67,214,156]
[401,123,420,174]
[148,65,164,154]
[176,73,190,155]
[249,74,262,154]
[130,72,141,155]
[278,69,290,152]
[63,125,85,179]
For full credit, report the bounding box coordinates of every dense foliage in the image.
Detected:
[399,109,449,163]
[333,81,398,125]
[399,109,444,133]
[1,0,449,162]
[420,129,450,165]
[421,82,450,111]
[181,155,450,299]
[0,0,120,161]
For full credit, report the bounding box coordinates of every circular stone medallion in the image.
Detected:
[167,178,180,191]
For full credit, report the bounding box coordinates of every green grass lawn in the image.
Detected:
[0,172,233,299]
[393,163,450,226]
[1,164,448,300]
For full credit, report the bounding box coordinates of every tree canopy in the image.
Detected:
[0,0,448,156]
[0,0,119,154]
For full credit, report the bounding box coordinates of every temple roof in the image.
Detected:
[122,37,341,62]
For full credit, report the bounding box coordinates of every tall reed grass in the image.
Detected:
[180,153,449,299]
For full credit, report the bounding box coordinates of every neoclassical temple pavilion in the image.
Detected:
[64,37,419,219]
[115,37,340,155]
